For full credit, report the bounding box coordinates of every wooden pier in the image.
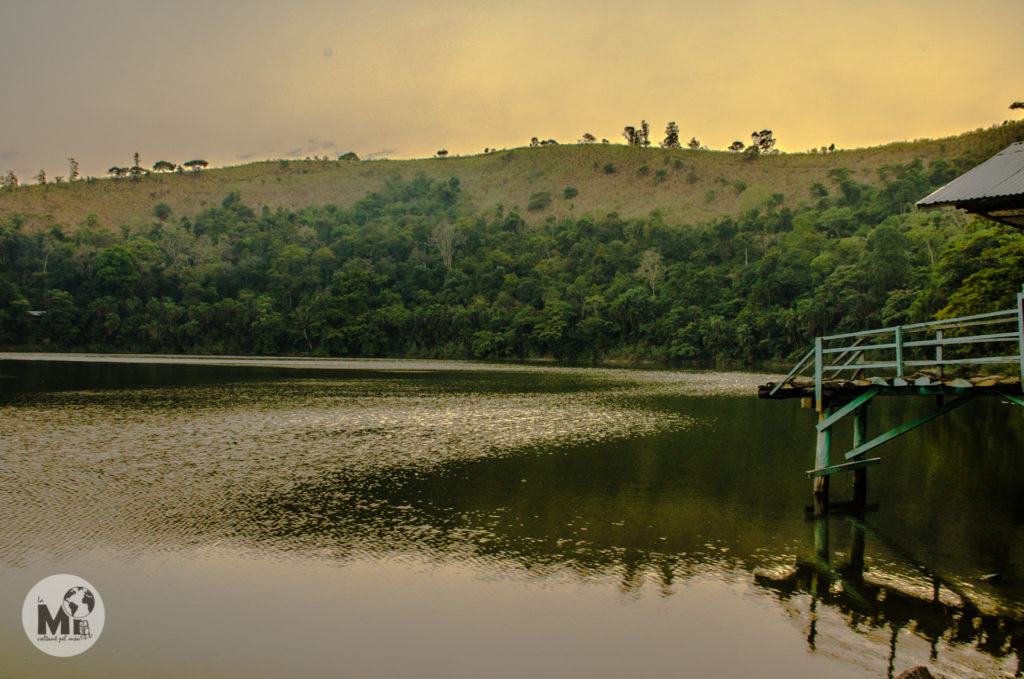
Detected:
[760,287,1024,496]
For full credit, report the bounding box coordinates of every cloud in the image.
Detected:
[0,148,18,162]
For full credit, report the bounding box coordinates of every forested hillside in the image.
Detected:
[2,123,1024,364]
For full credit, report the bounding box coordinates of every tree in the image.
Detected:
[339,151,359,161]
[638,250,664,297]
[751,129,776,154]
[153,160,176,173]
[660,121,681,149]
[430,220,463,269]
[1010,102,1024,110]
[580,133,597,144]
[435,149,448,158]
[1,171,17,188]
[129,153,147,179]
[687,137,701,150]
[530,137,540,147]
[728,141,745,152]
[35,169,46,185]
[68,157,80,181]
[183,159,208,172]
[622,122,650,147]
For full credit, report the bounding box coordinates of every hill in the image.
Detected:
[3,121,1024,233]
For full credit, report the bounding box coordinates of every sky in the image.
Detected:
[1,0,1022,179]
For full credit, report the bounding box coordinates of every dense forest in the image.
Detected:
[2,149,1024,365]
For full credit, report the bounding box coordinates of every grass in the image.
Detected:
[3,121,1023,233]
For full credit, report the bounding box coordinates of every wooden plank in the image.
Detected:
[807,457,882,478]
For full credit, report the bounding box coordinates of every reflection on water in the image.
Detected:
[1,356,1022,678]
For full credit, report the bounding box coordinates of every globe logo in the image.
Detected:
[23,574,105,657]
[62,586,96,619]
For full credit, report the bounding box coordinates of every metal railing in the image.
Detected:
[770,290,1024,401]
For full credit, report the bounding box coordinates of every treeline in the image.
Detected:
[1,161,1022,364]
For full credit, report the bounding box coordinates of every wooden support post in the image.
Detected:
[812,495,830,596]
[813,407,831,495]
[848,515,866,584]
[852,403,868,497]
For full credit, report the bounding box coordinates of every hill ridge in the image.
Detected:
[3,121,1023,233]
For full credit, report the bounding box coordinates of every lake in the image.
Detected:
[1,355,1022,678]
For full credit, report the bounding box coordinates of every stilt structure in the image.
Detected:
[759,286,1024,496]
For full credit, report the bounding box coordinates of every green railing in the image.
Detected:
[770,289,1024,403]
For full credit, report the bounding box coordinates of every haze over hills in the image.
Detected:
[3,121,1024,233]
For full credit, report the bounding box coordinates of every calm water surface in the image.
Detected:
[1,355,1022,678]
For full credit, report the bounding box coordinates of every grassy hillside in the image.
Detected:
[3,121,1024,233]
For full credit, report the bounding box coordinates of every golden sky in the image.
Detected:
[1,0,1022,178]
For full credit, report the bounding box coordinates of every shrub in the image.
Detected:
[603,163,616,174]
[527,191,552,211]
[153,203,172,221]
[654,169,668,185]
[563,186,579,200]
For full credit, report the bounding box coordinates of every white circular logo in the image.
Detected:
[22,574,105,657]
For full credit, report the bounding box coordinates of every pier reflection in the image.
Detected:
[758,498,1024,678]
[240,441,1024,677]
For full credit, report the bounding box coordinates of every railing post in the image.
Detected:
[894,326,904,378]
[935,329,943,380]
[814,336,823,412]
[1018,286,1024,392]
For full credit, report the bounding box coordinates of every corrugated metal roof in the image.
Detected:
[917,142,1024,208]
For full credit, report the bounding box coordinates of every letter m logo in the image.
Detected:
[38,604,70,635]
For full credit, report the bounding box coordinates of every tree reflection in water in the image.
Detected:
[242,443,1024,678]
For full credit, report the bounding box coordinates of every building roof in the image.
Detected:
[916,142,1024,228]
